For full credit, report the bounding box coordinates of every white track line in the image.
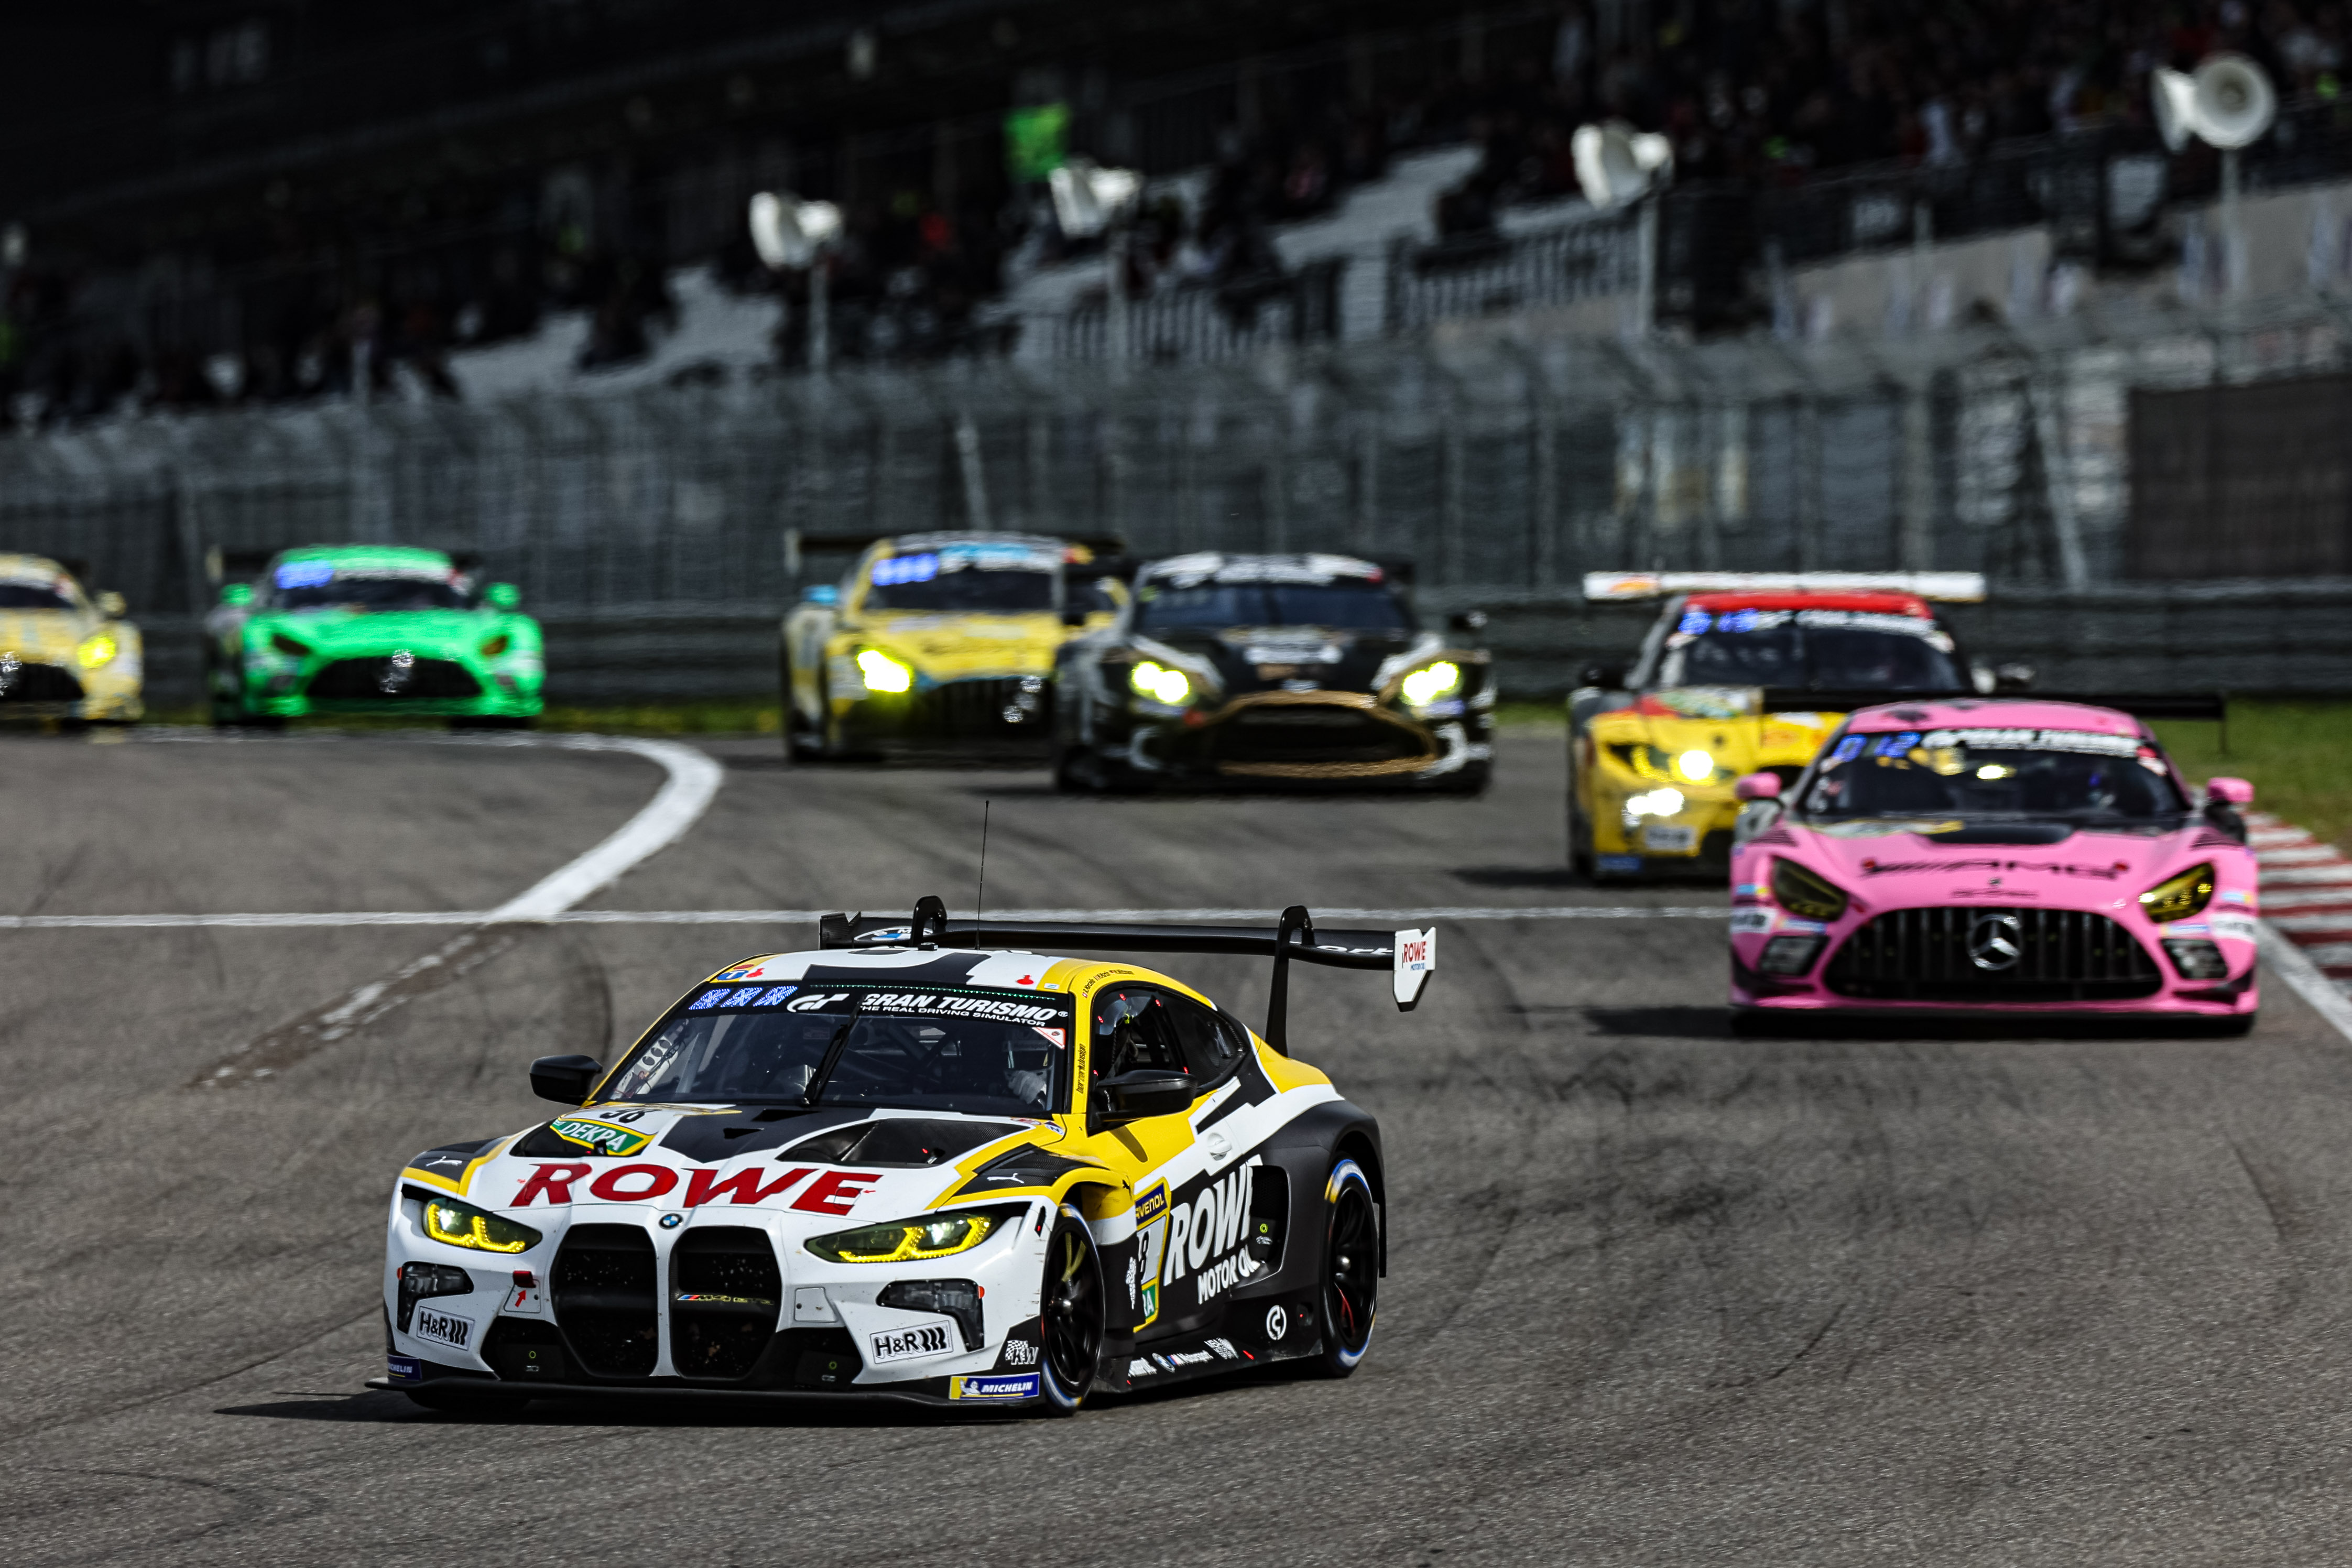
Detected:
[483,736,724,920]
[0,903,1732,931]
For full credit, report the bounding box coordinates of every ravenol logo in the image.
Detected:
[1134,1181,1169,1226]
[947,1374,1039,1401]
[549,1117,652,1157]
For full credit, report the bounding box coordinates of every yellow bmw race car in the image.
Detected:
[372,899,1433,1413]
[1568,572,1989,880]
[0,552,143,723]
[782,532,1123,760]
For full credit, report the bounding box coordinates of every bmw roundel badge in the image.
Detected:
[659,1213,683,1229]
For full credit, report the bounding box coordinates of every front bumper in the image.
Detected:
[834,675,1054,753]
[0,656,143,721]
[1584,783,1739,875]
[1729,903,2261,1016]
[246,651,541,717]
[1104,692,1491,787]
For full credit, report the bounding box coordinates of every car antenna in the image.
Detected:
[974,799,992,929]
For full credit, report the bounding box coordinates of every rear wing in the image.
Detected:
[1585,571,1987,603]
[1773,689,2228,722]
[820,896,1435,1051]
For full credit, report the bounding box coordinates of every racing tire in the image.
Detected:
[1567,804,1597,880]
[2198,1011,2258,1038]
[1435,760,1493,797]
[1310,1159,1379,1379]
[1035,1207,1105,1415]
[447,716,533,731]
[403,1385,528,1417]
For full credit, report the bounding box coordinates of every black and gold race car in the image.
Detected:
[1051,552,1491,792]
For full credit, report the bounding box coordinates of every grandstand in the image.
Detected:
[9,2,2352,422]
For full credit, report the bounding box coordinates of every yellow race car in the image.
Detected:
[783,532,1123,760]
[1568,572,1989,880]
[0,552,143,724]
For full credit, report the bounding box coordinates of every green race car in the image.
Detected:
[205,545,543,727]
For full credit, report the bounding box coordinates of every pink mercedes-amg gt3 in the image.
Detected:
[1728,698,2259,1032]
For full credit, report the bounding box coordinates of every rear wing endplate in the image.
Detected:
[820,897,1436,1051]
[1585,571,1987,603]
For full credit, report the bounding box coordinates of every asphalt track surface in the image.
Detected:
[10,728,2352,1566]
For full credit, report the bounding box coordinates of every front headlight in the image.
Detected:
[421,1194,542,1255]
[805,1210,1002,1264]
[1399,661,1462,707]
[1673,748,1714,783]
[856,648,914,694]
[1128,660,1191,706]
[269,633,312,660]
[76,633,117,669]
[1771,857,1850,921]
[481,633,511,658]
[2140,862,2216,923]
[1624,787,1685,818]
[1608,743,1732,786]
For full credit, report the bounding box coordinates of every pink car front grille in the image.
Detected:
[1825,906,2164,1002]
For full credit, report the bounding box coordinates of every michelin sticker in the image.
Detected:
[2209,913,2259,944]
[1729,908,1775,935]
[947,1374,1039,1401]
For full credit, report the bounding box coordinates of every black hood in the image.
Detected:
[1145,625,1421,698]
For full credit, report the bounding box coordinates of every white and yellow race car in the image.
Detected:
[374,899,1433,1413]
[782,532,1123,759]
[0,551,143,723]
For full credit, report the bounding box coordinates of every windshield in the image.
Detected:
[863,549,1058,613]
[1801,726,2187,820]
[1135,581,1411,631]
[275,574,466,612]
[1656,607,1966,692]
[605,983,1069,1119]
[0,583,74,611]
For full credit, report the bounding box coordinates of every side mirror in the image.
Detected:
[220,583,253,607]
[1580,663,1626,689]
[95,590,127,617]
[1090,1069,1195,1126]
[1448,609,1489,634]
[2206,776,2254,806]
[484,582,521,609]
[530,1054,604,1105]
[801,584,840,606]
[1735,772,1782,801]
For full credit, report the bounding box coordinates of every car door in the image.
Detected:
[1075,980,1255,1338]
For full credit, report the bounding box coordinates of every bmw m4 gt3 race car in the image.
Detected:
[375,899,1436,1414]
[782,532,1123,760]
[0,552,143,723]
[205,545,542,726]
[1571,572,1990,880]
[1728,698,2259,1031]
[1052,551,1492,792]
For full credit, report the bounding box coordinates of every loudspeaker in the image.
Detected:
[2192,52,2278,150]
[2151,67,2199,153]
[1571,119,1674,211]
[748,192,842,270]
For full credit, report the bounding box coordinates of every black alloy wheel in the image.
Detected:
[1036,1210,1105,1414]
[1314,1160,1379,1378]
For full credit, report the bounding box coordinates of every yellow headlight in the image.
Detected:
[1674,748,1714,782]
[804,1211,1000,1264]
[855,647,913,694]
[77,634,117,670]
[1128,660,1190,706]
[1399,661,1462,707]
[1771,857,1850,921]
[421,1195,541,1255]
[2139,862,2216,923]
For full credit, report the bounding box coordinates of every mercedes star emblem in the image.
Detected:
[377,648,416,695]
[1967,911,2024,971]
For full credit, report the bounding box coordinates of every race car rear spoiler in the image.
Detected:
[1760,688,2228,722]
[1585,571,1988,603]
[819,896,1435,1051]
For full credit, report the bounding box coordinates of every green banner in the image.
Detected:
[1004,102,1070,182]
